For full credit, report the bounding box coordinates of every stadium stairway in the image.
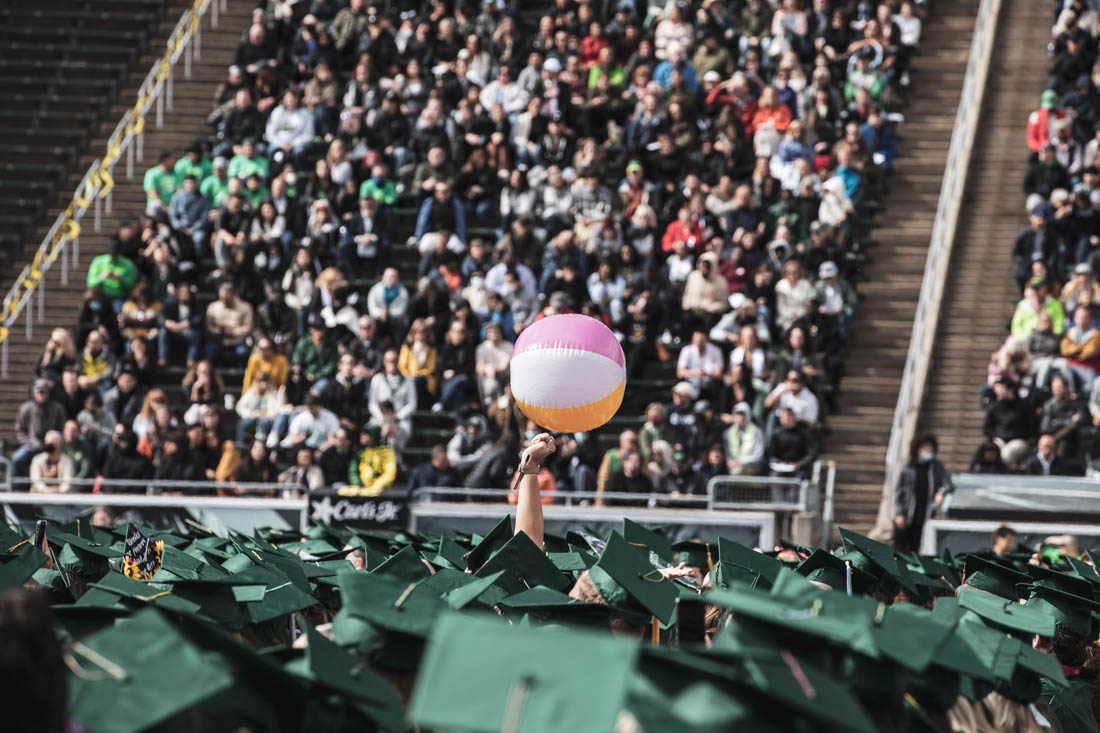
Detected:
[0,0,254,440]
[918,0,1051,472]
[823,0,981,532]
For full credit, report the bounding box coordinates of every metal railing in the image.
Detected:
[875,0,1004,539]
[0,0,228,377]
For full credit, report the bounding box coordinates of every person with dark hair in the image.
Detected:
[969,441,1009,474]
[991,525,1018,555]
[893,433,953,552]
[407,443,462,498]
[0,589,68,733]
[1023,433,1071,476]
[101,427,154,490]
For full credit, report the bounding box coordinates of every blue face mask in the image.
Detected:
[524,430,538,441]
[89,300,101,312]
[372,175,385,185]
[919,451,935,463]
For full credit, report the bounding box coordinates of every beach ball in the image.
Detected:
[510,314,626,433]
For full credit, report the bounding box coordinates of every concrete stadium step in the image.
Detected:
[917,0,1051,474]
[823,0,981,534]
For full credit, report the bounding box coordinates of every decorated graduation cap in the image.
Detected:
[1024,580,1100,638]
[589,532,678,624]
[410,612,638,733]
[960,553,1030,600]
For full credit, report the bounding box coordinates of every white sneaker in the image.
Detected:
[900,71,910,87]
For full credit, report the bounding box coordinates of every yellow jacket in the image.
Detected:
[242,352,289,392]
[398,343,437,394]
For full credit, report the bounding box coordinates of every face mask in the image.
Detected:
[372,175,385,185]
[285,172,298,186]
[524,430,538,441]
[919,451,935,463]
[89,301,101,312]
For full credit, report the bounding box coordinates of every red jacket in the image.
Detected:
[662,217,705,253]
[705,86,758,134]
[1028,108,1072,153]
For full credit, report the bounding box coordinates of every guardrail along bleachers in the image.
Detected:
[0,1,169,249]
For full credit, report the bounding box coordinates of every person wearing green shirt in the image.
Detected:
[201,157,231,208]
[61,420,94,479]
[86,241,138,302]
[1011,277,1066,340]
[358,162,398,205]
[292,320,340,387]
[228,138,269,181]
[143,151,178,215]
[243,173,269,209]
[173,144,213,187]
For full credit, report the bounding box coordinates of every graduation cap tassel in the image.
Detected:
[845,560,853,596]
[500,676,532,733]
[651,617,660,645]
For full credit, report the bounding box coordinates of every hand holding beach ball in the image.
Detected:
[510,314,626,433]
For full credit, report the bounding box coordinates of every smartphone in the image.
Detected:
[676,596,707,645]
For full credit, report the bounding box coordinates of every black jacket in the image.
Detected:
[1023,452,1070,476]
[984,398,1034,442]
[766,424,818,476]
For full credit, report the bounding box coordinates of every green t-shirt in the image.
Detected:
[174,156,214,186]
[143,166,177,208]
[200,174,230,208]
[359,178,398,205]
[86,253,139,299]
[228,154,270,182]
[243,185,269,210]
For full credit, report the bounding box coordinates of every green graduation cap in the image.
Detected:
[717,538,784,588]
[464,516,514,570]
[439,569,508,610]
[961,554,1030,600]
[0,540,47,591]
[409,612,639,733]
[65,608,236,733]
[589,532,679,624]
[957,586,1056,639]
[1025,563,1097,599]
[475,531,571,595]
[371,543,431,582]
[338,569,447,638]
[622,518,673,564]
[1025,581,1100,638]
[838,528,920,597]
[711,560,763,590]
[497,586,615,627]
[795,550,876,594]
[672,540,715,571]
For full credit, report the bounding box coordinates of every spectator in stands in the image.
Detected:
[86,241,138,309]
[101,427,153,488]
[984,378,1035,469]
[102,365,146,430]
[677,329,725,398]
[235,372,285,445]
[205,281,253,365]
[292,319,339,394]
[766,406,817,483]
[969,441,1009,474]
[435,320,477,413]
[599,448,651,507]
[118,283,162,353]
[408,444,462,497]
[143,151,178,217]
[1025,145,1071,201]
[660,448,705,501]
[340,195,387,278]
[1028,312,1073,390]
[814,261,858,340]
[1023,433,1070,476]
[475,322,511,403]
[764,370,820,430]
[366,267,409,342]
[399,318,438,407]
[893,433,953,552]
[169,175,210,256]
[369,349,416,437]
[280,393,339,452]
[775,259,814,334]
[28,430,73,494]
[34,329,76,389]
[232,440,279,486]
[278,445,325,496]
[1011,278,1065,340]
[317,427,355,489]
[667,381,703,452]
[267,89,315,171]
[345,423,397,496]
[726,402,765,476]
[1040,374,1088,454]
[211,193,251,271]
[1060,305,1100,389]
[158,285,203,368]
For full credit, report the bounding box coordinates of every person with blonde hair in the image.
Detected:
[399,318,438,406]
[29,430,74,493]
[131,389,168,440]
[34,328,77,385]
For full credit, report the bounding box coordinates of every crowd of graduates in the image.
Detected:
[11,0,924,499]
[6,434,1100,732]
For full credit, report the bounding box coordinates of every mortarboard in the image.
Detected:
[371,544,431,582]
[497,586,615,627]
[409,612,639,733]
[717,538,784,588]
[960,554,1030,600]
[463,516,513,570]
[589,532,678,624]
[65,608,236,733]
[838,528,920,597]
[475,531,571,595]
[672,540,715,571]
[1024,581,1100,638]
[957,586,1055,639]
[622,518,673,564]
[795,549,876,594]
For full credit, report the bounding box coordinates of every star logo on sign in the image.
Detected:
[311,496,336,524]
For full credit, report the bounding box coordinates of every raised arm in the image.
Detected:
[513,433,556,549]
